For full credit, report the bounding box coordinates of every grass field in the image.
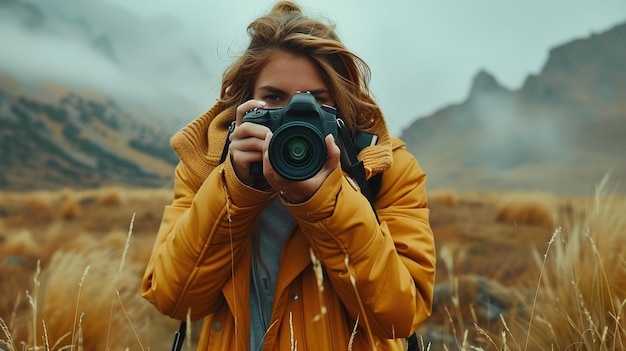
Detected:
[0,181,624,350]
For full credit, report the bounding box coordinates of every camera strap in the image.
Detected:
[218,120,237,165]
[336,119,379,221]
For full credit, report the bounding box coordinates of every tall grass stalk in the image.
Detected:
[348,315,360,351]
[0,318,16,351]
[344,254,377,350]
[105,212,142,350]
[49,330,71,351]
[523,227,561,350]
[25,260,41,350]
[10,294,21,332]
[499,314,520,350]
[71,265,90,346]
[77,313,84,351]
[289,311,297,351]
[309,249,330,348]
[115,290,144,351]
[186,309,192,351]
[439,246,471,349]
[43,319,50,351]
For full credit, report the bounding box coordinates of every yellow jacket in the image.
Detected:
[141,100,436,350]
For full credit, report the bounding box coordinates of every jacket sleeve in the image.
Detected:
[285,141,435,338]
[141,158,275,320]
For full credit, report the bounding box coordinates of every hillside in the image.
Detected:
[0,77,178,190]
[0,0,216,191]
[401,21,626,195]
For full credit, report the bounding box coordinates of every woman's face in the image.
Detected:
[252,51,335,108]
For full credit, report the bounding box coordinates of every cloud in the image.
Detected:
[0,0,221,131]
[1,24,136,94]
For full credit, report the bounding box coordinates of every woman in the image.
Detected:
[141,2,436,350]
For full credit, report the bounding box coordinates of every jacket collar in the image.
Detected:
[170,100,393,180]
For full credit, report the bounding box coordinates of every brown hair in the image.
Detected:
[220,1,380,131]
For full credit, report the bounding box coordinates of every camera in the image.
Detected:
[242,92,338,181]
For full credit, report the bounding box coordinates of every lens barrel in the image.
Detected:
[269,122,327,181]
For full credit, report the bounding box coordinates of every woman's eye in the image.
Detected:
[264,94,283,102]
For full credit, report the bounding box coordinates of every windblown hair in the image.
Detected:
[220,1,381,132]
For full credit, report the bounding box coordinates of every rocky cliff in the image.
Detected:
[401,21,626,195]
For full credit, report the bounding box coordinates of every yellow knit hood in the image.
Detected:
[170,99,393,181]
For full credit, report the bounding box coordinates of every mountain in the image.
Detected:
[401,21,626,195]
[0,75,178,190]
[0,0,218,191]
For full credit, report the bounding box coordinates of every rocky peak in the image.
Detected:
[467,69,508,99]
[400,19,626,194]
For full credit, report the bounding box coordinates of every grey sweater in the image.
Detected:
[249,199,296,351]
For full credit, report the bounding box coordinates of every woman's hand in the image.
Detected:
[228,100,269,187]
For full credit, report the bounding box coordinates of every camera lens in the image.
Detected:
[286,140,309,163]
[269,122,326,181]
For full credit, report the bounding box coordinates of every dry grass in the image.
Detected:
[1,184,625,350]
[421,180,626,350]
[429,189,459,208]
[494,192,558,227]
[95,186,127,207]
[60,194,81,220]
[0,186,178,350]
[39,240,150,350]
[517,181,626,350]
[2,230,156,351]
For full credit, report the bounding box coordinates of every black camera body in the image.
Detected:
[242,92,338,181]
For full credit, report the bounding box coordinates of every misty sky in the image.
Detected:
[2,0,626,135]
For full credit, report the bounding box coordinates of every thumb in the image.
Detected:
[325,134,341,169]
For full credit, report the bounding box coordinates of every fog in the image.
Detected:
[0,0,218,130]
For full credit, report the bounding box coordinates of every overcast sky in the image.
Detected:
[103,0,626,134]
[3,0,626,135]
